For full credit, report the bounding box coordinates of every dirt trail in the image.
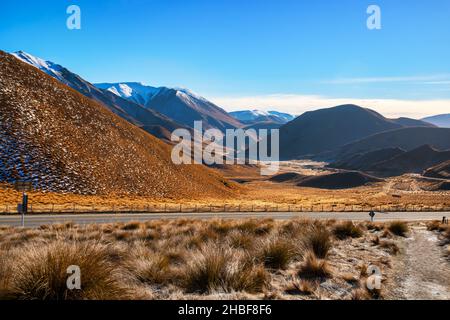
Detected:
[388,225,450,299]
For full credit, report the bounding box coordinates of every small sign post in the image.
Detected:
[14,181,32,228]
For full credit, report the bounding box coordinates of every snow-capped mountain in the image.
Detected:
[11,51,66,82]
[10,51,185,142]
[230,110,295,124]
[96,83,242,132]
[96,82,161,106]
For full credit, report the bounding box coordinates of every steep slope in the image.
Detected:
[97,83,242,132]
[423,160,450,179]
[278,104,404,159]
[367,145,450,176]
[422,114,450,128]
[0,51,234,197]
[332,127,450,162]
[328,147,406,171]
[11,52,186,142]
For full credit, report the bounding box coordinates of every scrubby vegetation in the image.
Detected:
[0,218,396,300]
[333,221,363,239]
[387,221,409,237]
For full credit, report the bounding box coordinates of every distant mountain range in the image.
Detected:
[278,104,435,159]
[422,114,450,128]
[230,110,294,124]
[330,144,450,177]
[96,82,242,132]
[11,51,186,142]
[330,127,450,161]
[368,144,450,177]
[7,50,450,180]
[228,110,295,131]
[1,50,233,197]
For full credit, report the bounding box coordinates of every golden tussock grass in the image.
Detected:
[333,221,363,240]
[297,251,332,280]
[0,218,397,300]
[387,221,409,237]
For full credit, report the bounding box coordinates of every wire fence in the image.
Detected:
[0,203,449,214]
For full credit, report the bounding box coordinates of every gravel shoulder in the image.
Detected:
[386,225,450,300]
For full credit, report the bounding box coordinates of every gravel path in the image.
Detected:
[388,226,450,300]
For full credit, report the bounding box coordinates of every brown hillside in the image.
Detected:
[0,51,235,198]
[328,147,405,171]
[424,160,450,179]
[331,127,450,161]
[368,145,450,177]
[269,171,383,189]
[296,172,383,189]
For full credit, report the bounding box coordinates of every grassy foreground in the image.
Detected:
[0,218,410,300]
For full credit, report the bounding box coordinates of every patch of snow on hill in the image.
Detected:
[11,51,65,82]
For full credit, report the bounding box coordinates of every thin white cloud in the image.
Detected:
[423,81,450,85]
[210,94,450,119]
[324,74,450,84]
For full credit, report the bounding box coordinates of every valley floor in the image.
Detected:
[0,160,449,214]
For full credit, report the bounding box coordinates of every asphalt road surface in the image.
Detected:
[0,211,449,228]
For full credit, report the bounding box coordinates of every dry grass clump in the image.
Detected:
[181,245,269,294]
[228,230,255,250]
[297,251,332,280]
[259,238,298,270]
[351,288,370,300]
[379,240,400,255]
[387,221,409,237]
[427,220,441,231]
[302,224,332,259]
[333,221,363,240]
[236,219,274,235]
[131,253,172,285]
[2,241,130,300]
[365,222,384,232]
[285,279,315,296]
[426,221,450,245]
[121,221,142,231]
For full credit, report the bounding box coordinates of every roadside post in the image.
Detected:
[14,181,32,228]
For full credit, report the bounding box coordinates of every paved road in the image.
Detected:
[0,211,448,228]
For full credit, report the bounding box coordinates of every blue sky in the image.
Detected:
[1,0,450,117]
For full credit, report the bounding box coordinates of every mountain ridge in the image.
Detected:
[0,50,234,197]
[278,104,433,159]
[11,51,189,142]
[96,82,242,132]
